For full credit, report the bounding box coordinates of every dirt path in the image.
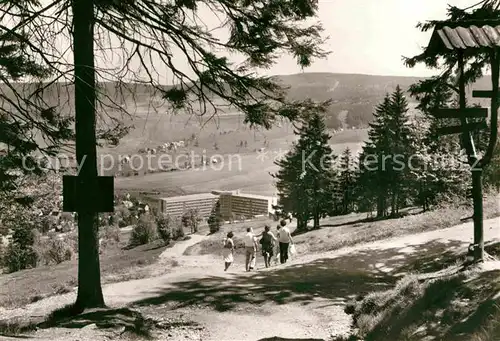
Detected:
[2,217,500,340]
[0,234,211,321]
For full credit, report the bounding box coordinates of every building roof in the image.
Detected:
[211,190,236,195]
[230,192,276,201]
[425,19,500,56]
[160,192,218,202]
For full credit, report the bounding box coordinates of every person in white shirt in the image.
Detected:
[222,231,235,271]
[277,220,293,264]
[244,227,258,271]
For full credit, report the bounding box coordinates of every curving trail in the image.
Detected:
[1,217,500,340]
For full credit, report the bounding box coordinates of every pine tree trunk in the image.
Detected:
[390,190,396,217]
[394,190,399,216]
[377,194,385,218]
[296,216,302,231]
[75,213,104,309]
[73,0,105,310]
[313,209,320,229]
[297,217,305,231]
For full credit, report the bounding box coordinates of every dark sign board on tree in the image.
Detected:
[63,175,114,212]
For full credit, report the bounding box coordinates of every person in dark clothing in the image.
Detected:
[259,225,277,268]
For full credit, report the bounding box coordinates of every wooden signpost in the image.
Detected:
[421,18,500,264]
[431,93,490,262]
[430,82,500,265]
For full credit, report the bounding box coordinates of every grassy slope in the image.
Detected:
[184,194,500,262]
[3,194,497,311]
[0,230,176,309]
[345,252,500,341]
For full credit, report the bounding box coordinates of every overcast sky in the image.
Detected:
[113,0,476,84]
[40,0,478,83]
[261,0,475,77]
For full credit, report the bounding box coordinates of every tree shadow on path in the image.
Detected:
[131,239,468,313]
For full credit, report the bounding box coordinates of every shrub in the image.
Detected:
[38,216,54,233]
[4,223,39,273]
[12,223,37,246]
[156,215,173,244]
[172,224,185,240]
[66,232,78,252]
[38,235,73,265]
[60,220,74,233]
[181,209,202,233]
[130,215,157,246]
[115,205,132,226]
[208,201,223,234]
[99,225,121,249]
[208,215,221,234]
[4,242,38,273]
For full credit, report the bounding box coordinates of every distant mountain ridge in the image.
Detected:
[1,72,494,129]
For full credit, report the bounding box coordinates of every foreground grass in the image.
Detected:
[343,252,500,341]
[184,193,500,261]
[0,238,171,309]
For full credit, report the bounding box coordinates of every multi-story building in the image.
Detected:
[158,193,219,218]
[216,190,277,220]
[155,190,277,221]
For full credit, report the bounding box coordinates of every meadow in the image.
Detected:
[98,107,368,197]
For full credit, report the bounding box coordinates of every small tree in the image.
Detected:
[156,214,173,244]
[38,234,74,265]
[336,148,357,214]
[130,215,157,246]
[4,220,39,273]
[207,201,223,234]
[272,105,335,230]
[182,209,202,233]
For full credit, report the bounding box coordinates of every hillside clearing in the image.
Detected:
[185,194,500,261]
[0,235,180,309]
[1,194,498,314]
[0,191,497,340]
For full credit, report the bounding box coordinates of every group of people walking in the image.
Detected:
[222,220,294,272]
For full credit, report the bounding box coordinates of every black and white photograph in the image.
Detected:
[0,0,499,340]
